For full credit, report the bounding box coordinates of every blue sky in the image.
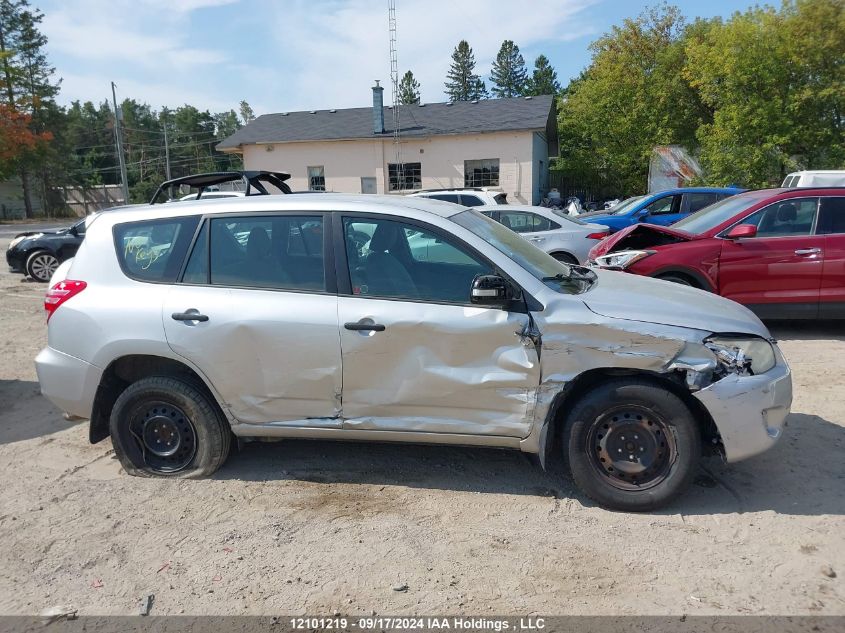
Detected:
[39,0,754,116]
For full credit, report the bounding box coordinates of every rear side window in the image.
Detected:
[426,194,461,204]
[114,216,199,283]
[182,215,325,291]
[460,195,485,207]
[685,193,719,213]
[498,211,558,233]
[817,197,845,235]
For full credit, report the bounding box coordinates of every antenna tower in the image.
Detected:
[388,0,403,189]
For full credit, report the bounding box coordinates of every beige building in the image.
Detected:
[217,89,557,205]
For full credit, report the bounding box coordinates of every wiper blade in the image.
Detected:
[541,272,570,282]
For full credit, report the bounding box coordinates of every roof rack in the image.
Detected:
[150,170,292,204]
[415,187,500,193]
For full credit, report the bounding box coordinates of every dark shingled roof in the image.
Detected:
[217,95,556,151]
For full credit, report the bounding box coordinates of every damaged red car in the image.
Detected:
[588,188,845,319]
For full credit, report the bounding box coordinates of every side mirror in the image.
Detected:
[69,225,79,237]
[636,210,649,222]
[471,274,518,307]
[726,224,757,239]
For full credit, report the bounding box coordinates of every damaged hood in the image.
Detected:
[581,269,771,339]
[589,223,694,259]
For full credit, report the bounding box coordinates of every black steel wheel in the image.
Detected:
[586,406,677,491]
[25,250,59,282]
[563,378,700,511]
[110,376,230,478]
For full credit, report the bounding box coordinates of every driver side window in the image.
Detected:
[343,217,491,304]
[644,195,678,216]
[739,198,818,237]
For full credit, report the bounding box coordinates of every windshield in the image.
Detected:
[610,196,646,215]
[672,190,772,234]
[452,210,594,294]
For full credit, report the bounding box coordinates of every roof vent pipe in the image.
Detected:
[372,80,385,134]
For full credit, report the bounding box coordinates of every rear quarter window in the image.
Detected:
[113,216,200,282]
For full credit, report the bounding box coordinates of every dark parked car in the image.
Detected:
[6,217,87,282]
[589,187,845,319]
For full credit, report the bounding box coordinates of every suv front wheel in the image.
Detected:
[564,378,700,511]
[110,376,231,478]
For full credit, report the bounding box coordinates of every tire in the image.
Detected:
[109,376,230,478]
[25,250,59,282]
[551,252,579,265]
[656,273,695,287]
[563,378,701,511]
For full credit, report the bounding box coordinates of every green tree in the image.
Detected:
[557,4,708,193]
[238,100,255,125]
[445,40,484,101]
[684,0,845,187]
[490,39,527,97]
[0,0,57,217]
[525,55,561,96]
[398,70,420,104]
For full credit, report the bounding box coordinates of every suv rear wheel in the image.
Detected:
[563,378,700,511]
[109,376,230,478]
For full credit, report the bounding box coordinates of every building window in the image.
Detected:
[464,159,499,187]
[307,166,325,191]
[388,162,422,191]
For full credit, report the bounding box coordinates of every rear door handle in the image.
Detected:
[794,248,822,256]
[172,310,209,322]
[344,322,385,332]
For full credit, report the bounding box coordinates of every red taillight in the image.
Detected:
[44,280,87,321]
[585,231,609,240]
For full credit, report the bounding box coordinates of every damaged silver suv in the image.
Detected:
[36,194,792,511]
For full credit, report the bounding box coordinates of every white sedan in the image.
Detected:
[480,205,610,264]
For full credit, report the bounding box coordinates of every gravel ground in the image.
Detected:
[0,226,842,616]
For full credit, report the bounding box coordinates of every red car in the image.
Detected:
[588,188,845,319]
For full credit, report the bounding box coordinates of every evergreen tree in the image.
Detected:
[490,40,528,98]
[444,40,483,101]
[398,70,420,104]
[470,77,488,100]
[525,54,561,96]
[239,100,255,125]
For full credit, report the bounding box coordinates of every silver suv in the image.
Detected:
[36,194,792,511]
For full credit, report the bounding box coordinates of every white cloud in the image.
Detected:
[264,0,598,112]
[39,0,597,114]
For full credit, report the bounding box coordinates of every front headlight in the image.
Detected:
[8,234,38,250]
[706,337,776,375]
[593,249,654,269]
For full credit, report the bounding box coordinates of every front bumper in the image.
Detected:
[6,247,25,273]
[693,347,792,462]
[35,346,102,420]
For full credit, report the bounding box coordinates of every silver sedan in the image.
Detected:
[479,204,610,264]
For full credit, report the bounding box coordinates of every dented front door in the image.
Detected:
[338,298,539,437]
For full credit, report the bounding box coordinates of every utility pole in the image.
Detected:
[111,82,130,204]
[163,122,172,181]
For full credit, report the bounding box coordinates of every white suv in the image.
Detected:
[36,194,791,511]
[407,188,507,206]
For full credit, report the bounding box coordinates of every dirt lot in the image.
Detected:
[0,226,842,616]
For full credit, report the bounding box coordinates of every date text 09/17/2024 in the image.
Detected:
[289,617,546,631]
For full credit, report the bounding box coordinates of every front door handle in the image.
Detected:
[344,322,385,332]
[172,310,209,322]
[794,248,822,256]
